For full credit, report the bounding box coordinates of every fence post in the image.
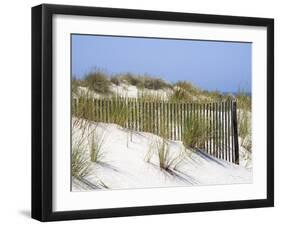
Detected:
[206,103,209,154]
[218,103,222,159]
[232,100,240,164]
[227,100,231,162]
[224,101,228,161]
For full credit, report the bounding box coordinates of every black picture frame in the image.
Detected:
[32,4,274,222]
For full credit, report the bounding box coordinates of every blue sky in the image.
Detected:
[72,34,252,93]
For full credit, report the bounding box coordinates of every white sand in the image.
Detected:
[75,83,173,100]
[72,120,252,191]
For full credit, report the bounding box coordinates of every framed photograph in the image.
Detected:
[32,4,274,221]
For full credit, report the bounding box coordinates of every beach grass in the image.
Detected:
[90,131,105,163]
[72,145,91,178]
[84,70,111,94]
[182,115,209,150]
[156,139,179,170]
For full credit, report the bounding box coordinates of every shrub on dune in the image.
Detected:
[174,81,200,94]
[143,77,170,90]
[115,73,171,90]
[85,71,111,94]
[169,88,193,102]
[72,76,80,95]
[110,76,121,85]
[121,73,142,86]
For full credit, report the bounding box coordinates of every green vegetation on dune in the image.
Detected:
[169,87,194,102]
[84,71,111,94]
[72,145,91,178]
[72,70,251,105]
[175,81,201,95]
[111,73,172,90]
[90,131,105,163]
[75,70,172,91]
[72,71,252,153]
[182,115,209,150]
[236,90,252,152]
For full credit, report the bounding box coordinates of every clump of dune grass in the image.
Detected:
[144,140,155,163]
[84,70,111,94]
[112,73,171,90]
[238,108,251,152]
[242,137,252,152]
[71,118,110,190]
[72,92,95,120]
[72,145,91,178]
[236,89,251,111]
[236,89,252,152]
[169,87,193,102]
[202,90,226,102]
[238,110,250,140]
[71,118,92,179]
[174,81,201,95]
[89,130,105,163]
[156,139,180,170]
[137,90,165,102]
[169,81,206,102]
[182,116,209,149]
[143,77,170,90]
[144,138,180,170]
[73,94,130,128]
[72,117,93,150]
[120,73,143,86]
[109,73,143,87]
[157,139,170,170]
[109,96,129,127]
[110,76,121,85]
[72,76,80,95]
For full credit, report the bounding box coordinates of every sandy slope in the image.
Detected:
[72,120,252,191]
[75,83,173,99]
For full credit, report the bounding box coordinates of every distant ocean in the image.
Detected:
[222,92,252,97]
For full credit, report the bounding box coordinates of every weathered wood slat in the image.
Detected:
[222,102,225,160]
[224,101,228,161]
[216,102,219,158]
[228,100,232,162]
[218,103,222,159]
[230,100,235,163]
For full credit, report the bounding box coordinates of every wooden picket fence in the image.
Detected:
[73,97,239,164]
